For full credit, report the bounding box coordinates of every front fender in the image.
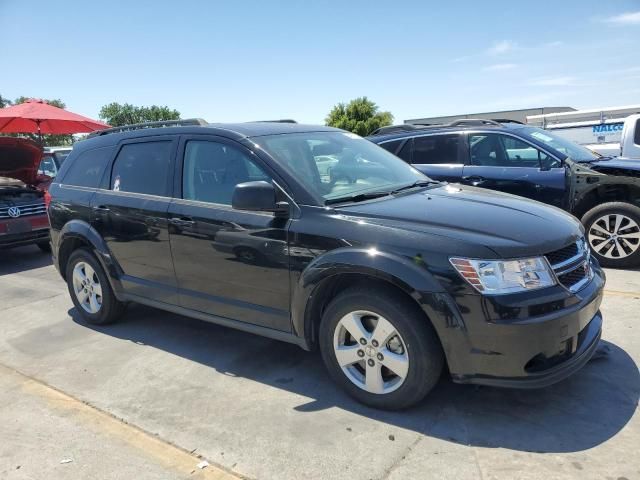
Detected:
[291,247,447,345]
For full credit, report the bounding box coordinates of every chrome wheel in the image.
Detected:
[72,261,103,314]
[333,310,409,394]
[588,213,640,259]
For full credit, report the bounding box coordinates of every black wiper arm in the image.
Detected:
[389,179,440,194]
[325,191,391,205]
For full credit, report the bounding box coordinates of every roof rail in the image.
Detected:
[251,119,298,124]
[490,118,524,124]
[369,124,426,136]
[448,119,501,127]
[88,118,208,138]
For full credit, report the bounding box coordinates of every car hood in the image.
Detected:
[337,184,583,258]
[0,137,43,185]
[584,157,640,176]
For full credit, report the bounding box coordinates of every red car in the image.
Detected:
[0,137,51,252]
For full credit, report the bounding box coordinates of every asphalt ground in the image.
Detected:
[1,245,638,480]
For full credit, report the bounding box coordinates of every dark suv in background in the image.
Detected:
[49,120,604,409]
[369,120,640,268]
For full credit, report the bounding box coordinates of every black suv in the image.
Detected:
[369,120,640,268]
[49,120,604,409]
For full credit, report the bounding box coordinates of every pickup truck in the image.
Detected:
[368,120,640,268]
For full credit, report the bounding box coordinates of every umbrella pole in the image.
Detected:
[36,120,43,145]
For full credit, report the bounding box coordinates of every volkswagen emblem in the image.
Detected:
[7,207,21,218]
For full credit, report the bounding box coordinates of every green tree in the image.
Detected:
[325,97,393,136]
[0,94,12,108]
[99,102,181,127]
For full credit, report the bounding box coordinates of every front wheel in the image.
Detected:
[319,287,444,410]
[582,202,640,268]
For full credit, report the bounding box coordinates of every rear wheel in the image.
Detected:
[582,202,640,268]
[319,287,444,410]
[65,248,126,325]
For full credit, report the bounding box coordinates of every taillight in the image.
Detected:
[44,190,52,209]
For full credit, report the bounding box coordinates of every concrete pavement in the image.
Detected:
[1,245,638,479]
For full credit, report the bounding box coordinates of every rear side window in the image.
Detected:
[378,139,402,155]
[60,146,112,188]
[397,139,412,162]
[111,141,172,196]
[635,119,640,145]
[412,134,460,164]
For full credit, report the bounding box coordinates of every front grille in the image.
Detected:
[0,202,47,219]
[545,239,592,293]
[545,243,578,266]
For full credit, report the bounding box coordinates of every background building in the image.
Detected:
[404,106,576,125]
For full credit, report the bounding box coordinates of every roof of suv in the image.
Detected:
[76,121,341,152]
[368,122,526,143]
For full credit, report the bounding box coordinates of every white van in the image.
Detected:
[527,105,640,159]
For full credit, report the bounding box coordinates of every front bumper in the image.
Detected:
[440,261,605,388]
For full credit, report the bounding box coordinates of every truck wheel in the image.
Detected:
[65,248,126,325]
[319,286,444,410]
[582,202,640,268]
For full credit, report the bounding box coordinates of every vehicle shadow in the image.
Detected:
[0,245,52,275]
[71,304,639,454]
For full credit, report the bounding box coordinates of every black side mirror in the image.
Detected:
[232,181,289,215]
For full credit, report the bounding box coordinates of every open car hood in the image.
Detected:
[0,137,43,185]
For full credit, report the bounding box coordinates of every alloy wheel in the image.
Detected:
[333,310,409,394]
[588,213,640,259]
[72,261,103,314]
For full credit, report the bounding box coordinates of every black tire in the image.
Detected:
[582,202,640,269]
[319,286,444,410]
[65,248,126,325]
[37,241,51,253]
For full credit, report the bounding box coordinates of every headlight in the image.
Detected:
[450,257,556,295]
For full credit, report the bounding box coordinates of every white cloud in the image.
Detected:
[483,63,517,72]
[528,76,578,87]
[605,11,640,25]
[487,40,517,55]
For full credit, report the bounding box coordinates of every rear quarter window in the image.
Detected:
[635,119,640,146]
[59,146,113,188]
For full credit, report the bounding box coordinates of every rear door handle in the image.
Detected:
[94,205,110,212]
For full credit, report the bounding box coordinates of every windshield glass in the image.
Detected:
[254,131,428,203]
[519,126,600,162]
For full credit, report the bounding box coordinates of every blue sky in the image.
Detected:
[1,0,639,124]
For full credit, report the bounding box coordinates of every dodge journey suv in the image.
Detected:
[48,119,605,409]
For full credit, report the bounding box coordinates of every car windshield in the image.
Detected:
[519,126,600,162]
[254,131,430,203]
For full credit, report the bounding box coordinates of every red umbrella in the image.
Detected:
[0,99,109,136]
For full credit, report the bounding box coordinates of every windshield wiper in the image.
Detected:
[325,191,392,205]
[389,179,440,194]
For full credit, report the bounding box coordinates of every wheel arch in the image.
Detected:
[291,248,456,351]
[56,220,125,297]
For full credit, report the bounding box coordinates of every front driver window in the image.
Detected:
[470,133,557,169]
[182,140,271,205]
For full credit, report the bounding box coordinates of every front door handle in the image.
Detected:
[94,205,110,212]
[462,175,486,186]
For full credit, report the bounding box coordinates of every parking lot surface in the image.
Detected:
[1,246,639,480]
